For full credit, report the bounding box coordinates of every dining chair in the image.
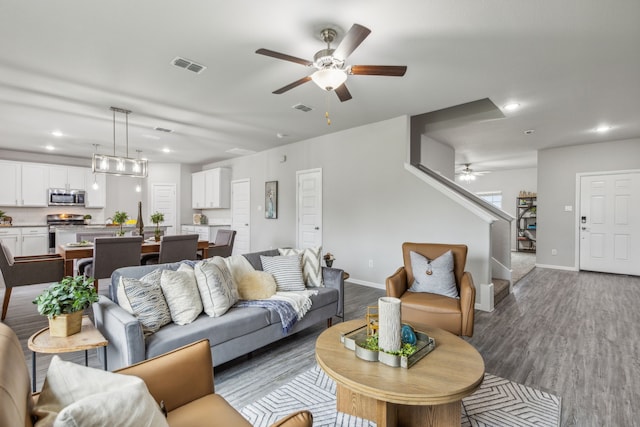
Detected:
[83,237,143,289]
[0,242,64,320]
[141,234,199,265]
[75,231,116,276]
[207,229,236,258]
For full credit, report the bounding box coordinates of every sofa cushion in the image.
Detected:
[145,307,271,359]
[118,276,172,335]
[260,255,306,292]
[407,250,459,298]
[33,356,168,427]
[194,257,239,317]
[161,266,204,325]
[278,247,323,287]
[237,271,277,300]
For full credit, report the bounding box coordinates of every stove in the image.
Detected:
[47,214,86,251]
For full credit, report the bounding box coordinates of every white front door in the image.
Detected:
[151,184,177,236]
[296,169,322,248]
[579,171,640,275]
[231,179,250,255]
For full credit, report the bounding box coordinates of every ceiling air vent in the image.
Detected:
[292,103,313,112]
[171,56,207,74]
[154,127,173,133]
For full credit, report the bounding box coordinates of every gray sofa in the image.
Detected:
[93,249,345,370]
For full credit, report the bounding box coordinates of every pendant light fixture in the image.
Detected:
[135,150,142,193]
[91,144,100,190]
[92,107,148,178]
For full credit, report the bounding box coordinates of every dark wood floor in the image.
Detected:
[3,268,638,426]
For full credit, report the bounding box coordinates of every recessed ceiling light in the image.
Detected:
[503,103,520,111]
[595,125,611,133]
[162,148,171,153]
[142,134,161,140]
[524,129,535,135]
[45,145,55,150]
[51,130,63,137]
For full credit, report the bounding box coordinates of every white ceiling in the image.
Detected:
[1,1,639,172]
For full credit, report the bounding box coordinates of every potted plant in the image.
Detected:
[150,211,165,241]
[32,276,99,337]
[83,214,92,225]
[112,211,128,236]
[323,252,335,268]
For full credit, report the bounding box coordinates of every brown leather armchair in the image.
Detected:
[386,242,475,337]
[0,321,312,427]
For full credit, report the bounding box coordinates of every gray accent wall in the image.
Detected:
[206,116,491,288]
[537,138,640,269]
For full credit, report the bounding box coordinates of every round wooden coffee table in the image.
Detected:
[315,319,484,427]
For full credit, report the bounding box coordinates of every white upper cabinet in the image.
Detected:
[0,160,47,207]
[192,168,231,209]
[20,163,48,206]
[84,170,106,208]
[49,166,86,190]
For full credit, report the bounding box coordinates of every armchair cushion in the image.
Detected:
[33,356,168,427]
[407,250,459,298]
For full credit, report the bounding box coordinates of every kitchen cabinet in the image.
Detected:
[181,224,229,242]
[0,228,20,256]
[0,160,47,207]
[84,170,106,208]
[49,166,86,190]
[20,227,48,256]
[192,168,230,209]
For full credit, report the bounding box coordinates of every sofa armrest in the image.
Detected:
[270,410,313,427]
[115,339,214,412]
[322,267,344,319]
[459,271,476,337]
[385,266,408,297]
[92,295,145,370]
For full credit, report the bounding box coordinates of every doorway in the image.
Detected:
[296,168,322,248]
[150,184,177,236]
[579,171,640,275]
[231,179,251,255]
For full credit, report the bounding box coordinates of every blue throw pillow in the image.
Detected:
[408,250,459,299]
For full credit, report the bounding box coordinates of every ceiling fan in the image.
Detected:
[456,164,491,182]
[255,23,407,102]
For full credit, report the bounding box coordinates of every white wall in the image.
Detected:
[537,138,640,269]
[205,116,492,289]
[462,167,537,250]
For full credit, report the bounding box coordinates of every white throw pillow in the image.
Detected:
[278,247,323,287]
[33,356,168,427]
[160,267,203,325]
[260,255,306,292]
[223,254,256,286]
[194,257,239,317]
[407,250,459,298]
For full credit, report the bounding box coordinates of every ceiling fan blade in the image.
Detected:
[272,76,312,94]
[255,48,313,67]
[349,65,407,76]
[332,24,371,60]
[334,84,352,102]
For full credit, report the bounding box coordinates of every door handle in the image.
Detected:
[314,227,319,230]
[581,226,589,231]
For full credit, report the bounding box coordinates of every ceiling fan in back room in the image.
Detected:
[256,23,407,120]
[456,164,491,183]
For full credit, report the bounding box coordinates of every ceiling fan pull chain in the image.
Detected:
[325,92,331,126]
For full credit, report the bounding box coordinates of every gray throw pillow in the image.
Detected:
[408,250,459,299]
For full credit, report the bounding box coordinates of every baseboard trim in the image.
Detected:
[347,278,385,290]
[535,263,579,271]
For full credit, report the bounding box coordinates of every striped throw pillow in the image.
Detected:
[260,255,306,292]
[278,247,323,287]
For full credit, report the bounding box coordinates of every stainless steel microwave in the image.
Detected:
[48,189,86,206]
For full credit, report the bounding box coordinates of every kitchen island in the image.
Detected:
[55,225,171,247]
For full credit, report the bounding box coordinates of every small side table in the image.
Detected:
[27,315,108,392]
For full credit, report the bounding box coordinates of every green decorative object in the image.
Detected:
[33,276,99,319]
[150,211,165,241]
[113,211,128,236]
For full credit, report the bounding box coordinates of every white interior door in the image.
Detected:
[296,169,322,248]
[151,184,177,236]
[579,171,640,275]
[231,179,250,255]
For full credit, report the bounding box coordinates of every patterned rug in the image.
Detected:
[240,365,561,427]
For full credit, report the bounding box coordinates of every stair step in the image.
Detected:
[493,278,510,306]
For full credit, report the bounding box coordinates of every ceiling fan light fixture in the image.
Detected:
[459,173,476,182]
[311,68,347,91]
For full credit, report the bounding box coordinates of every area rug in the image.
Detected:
[240,365,561,427]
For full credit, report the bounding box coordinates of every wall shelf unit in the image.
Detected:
[517,196,537,252]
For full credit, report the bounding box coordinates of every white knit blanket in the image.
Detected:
[270,290,318,320]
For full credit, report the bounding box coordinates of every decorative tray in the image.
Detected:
[66,241,93,247]
[340,325,435,368]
